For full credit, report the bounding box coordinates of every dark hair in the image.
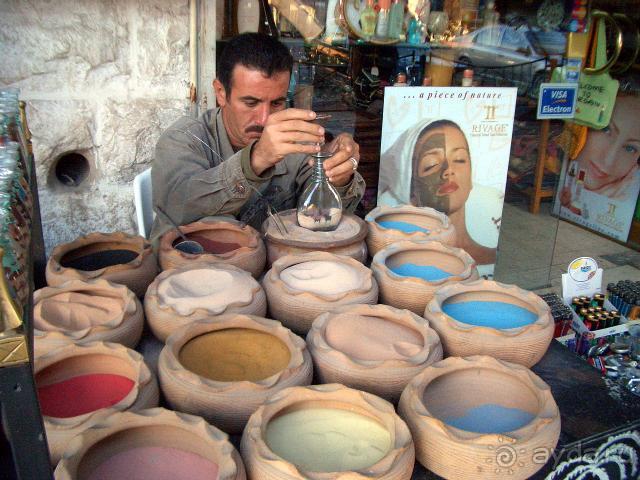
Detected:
[217,33,293,95]
[418,119,465,139]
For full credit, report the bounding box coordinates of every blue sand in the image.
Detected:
[390,263,453,281]
[444,404,535,433]
[442,301,537,329]
[378,220,430,234]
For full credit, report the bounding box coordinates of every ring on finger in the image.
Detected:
[349,157,358,171]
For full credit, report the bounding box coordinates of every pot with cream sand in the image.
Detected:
[34,341,158,464]
[33,279,144,355]
[365,205,457,256]
[144,263,267,342]
[262,209,368,266]
[371,241,478,315]
[158,314,313,434]
[158,218,266,278]
[423,280,554,367]
[263,251,378,334]
[241,383,415,480]
[46,232,158,298]
[307,304,442,402]
[54,408,246,480]
[398,356,561,480]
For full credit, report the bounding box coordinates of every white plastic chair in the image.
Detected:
[133,168,154,238]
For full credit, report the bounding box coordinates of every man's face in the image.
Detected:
[214,65,290,149]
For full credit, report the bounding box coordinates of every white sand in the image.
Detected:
[280,261,362,295]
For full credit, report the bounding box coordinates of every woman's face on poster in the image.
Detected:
[411,125,472,214]
[579,96,640,192]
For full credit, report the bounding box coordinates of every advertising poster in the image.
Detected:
[378,87,517,278]
[553,95,640,243]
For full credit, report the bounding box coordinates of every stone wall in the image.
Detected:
[0,0,192,253]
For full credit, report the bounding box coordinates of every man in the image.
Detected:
[150,33,365,244]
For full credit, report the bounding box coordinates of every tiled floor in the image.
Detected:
[494,200,640,294]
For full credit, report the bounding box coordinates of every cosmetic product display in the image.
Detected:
[144,263,267,342]
[262,251,378,334]
[539,292,575,337]
[365,204,457,257]
[398,356,560,480]
[33,279,144,354]
[158,314,312,434]
[241,384,415,479]
[424,280,554,367]
[371,240,478,315]
[606,280,640,320]
[307,304,442,402]
[158,218,266,278]
[46,232,158,298]
[35,341,158,464]
[262,209,368,266]
[54,408,246,480]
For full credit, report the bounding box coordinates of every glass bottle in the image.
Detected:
[375,0,391,38]
[297,147,342,231]
[388,0,405,39]
[360,0,377,39]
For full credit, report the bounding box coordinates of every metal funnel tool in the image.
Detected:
[155,206,204,255]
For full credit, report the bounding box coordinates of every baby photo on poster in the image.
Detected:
[378,87,517,278]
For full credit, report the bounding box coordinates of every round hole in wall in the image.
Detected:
[53,152,90,187]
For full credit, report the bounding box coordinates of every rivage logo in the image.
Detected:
[484,104,498,121]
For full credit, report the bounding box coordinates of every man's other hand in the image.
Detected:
[315,133,360,187]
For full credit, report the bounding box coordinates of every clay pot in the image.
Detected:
[398,356,561,480]
[307,304,443,403]
[54,408,246,480]
[371,241,478,315]
[144,263,267,342]
[263,252,378,334]
[33,279,144,354]
[158,314,312,434]
[46,232,158,298]
[241,384,415,480]
[158,218,266,278]
[34,341,159,464]
[424,280,554,367]
[365,205,457,257]
[262,209,368,266]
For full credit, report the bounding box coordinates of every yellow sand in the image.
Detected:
[179,328,291,382]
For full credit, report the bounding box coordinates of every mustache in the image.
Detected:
[245,125,264,134]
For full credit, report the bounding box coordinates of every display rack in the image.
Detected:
[0,103,52,480]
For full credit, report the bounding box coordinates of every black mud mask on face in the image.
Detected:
[410,132,451,213]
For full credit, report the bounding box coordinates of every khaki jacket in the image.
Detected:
[150,109,365,245]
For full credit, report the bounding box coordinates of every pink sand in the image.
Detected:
[325,314,423,361]
[87,446,219,480]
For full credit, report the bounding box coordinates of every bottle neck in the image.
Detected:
[313,155,326,181]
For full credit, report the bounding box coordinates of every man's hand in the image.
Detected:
[314,133,360,187]
[251,109,325,176]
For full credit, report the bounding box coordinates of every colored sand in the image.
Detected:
[390,263,453,281]
[179,328,291,382]
[325,314,423,361]
[266,408,391,472]
[182,235,241,254]
[38,373,134,418]
[378,220,430,234]
[443,301,537,329]
[444,404,535,433]
[87,446,219,480]
[61,249,138,271]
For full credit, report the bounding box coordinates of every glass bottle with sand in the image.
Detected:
[296,115,342,231]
